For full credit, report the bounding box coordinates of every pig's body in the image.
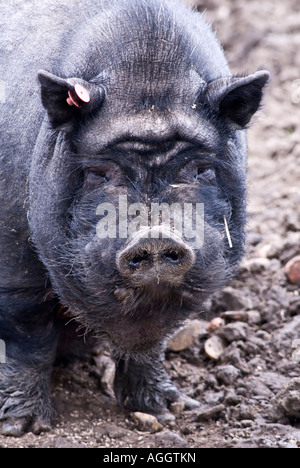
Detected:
[0,0,268,435]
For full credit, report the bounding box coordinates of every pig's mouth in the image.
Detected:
[114,282,194,310]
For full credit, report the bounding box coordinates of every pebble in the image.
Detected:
[53,437,84,448]
[216,365,240,386]
[179,395,201,410]
[247,311,262,324]
[195,404,226,422]
[273,378,300,419]
[221,310,262,324]
[224,390,242,406]
[221,310,248,322]
[206,317,225,333]
[285,256,300,285]
[273,315,300,352]
[167,319,206,351]
[247,232,263,246]
[205,374,218,389]
[94,423,128,440]
[154,430,188,448]
[169,400,185,415]
[204,390,225,406]
[218,286,253,311]
[241,420,254,428]
[220,344,250,373]
[231,404,255,421]
[217,322,248,343]
[242,257,271,273]
[132,412,163,433]
[258,372,289,394]
[243,378,273,398]
[204,335,227,361]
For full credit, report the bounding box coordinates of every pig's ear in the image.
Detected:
[207,70,269,128]
[38,70,105,131]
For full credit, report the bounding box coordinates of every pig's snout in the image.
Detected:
[116,227,195,286]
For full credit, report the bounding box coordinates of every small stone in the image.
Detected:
[217,322,248,343]
[273,378,300,419]
[244,378,273,398]
[224,390,242,406]
[169,400,185,415]
[247,311,262,324]
[221,311,248,322]
[220,343,250,374]
[179,394,201,410]
[107,426,127,439]
[216,365,240,386]
[156,411,176,424]
[204,335,227,361]
[219,286,253,311]
[154,430,188,448]
[259,372,289,394]
[242,257,271,273]
[167,319,205,351]
[205,374,218,389]
[231,404,255,421]
[133,412,163,433]
[247,232,263,246]
[285,256,300,285]
[206,317,225,333]
[181,424,198,435]
[53,437,83,448]
[221,310,261,325]
[204,390,225,406]
[241,420,254,428]
[94,423,127,440]
[195,404,226,422]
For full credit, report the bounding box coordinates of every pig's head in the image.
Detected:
[29,1,269,356]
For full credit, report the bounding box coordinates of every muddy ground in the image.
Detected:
[1,0,300,449]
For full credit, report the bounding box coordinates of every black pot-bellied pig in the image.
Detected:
[0,0,269,436]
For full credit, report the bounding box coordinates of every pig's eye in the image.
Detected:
[86,168,109,184]
[194,167,214,182]
[176,162,215,185]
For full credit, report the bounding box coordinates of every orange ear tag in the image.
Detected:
[74,83,91,103]
[66,90,81,107]
[66,84,90,107]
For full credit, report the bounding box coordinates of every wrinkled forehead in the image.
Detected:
[105,64,205,105]
[76,109,219,156]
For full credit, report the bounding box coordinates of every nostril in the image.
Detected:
[162,250,180,264]
[128,250,150,268]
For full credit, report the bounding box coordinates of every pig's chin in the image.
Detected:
[106,311,179,355]
[106,284,195,355]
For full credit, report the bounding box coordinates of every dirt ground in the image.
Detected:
[1,0,300,449]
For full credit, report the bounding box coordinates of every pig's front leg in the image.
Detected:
[0,297,59,436]
[113,348,199,420]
